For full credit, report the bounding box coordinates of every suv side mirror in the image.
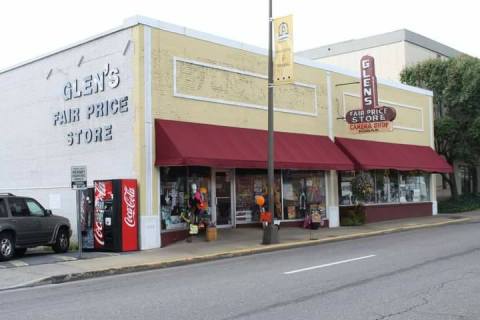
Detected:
[45,209,53,216]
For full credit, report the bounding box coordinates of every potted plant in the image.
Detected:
[341,171,373,226]
[205,221,217,241]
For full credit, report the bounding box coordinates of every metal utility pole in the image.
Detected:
[263,0,278,244]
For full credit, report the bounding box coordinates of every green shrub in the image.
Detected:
[342,217,354,226]
[340,205,366,226]
[438,194,480,213]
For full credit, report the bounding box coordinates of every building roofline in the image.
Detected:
[297,29,463,60]
[0,16,432,96]
[0,23,136,76]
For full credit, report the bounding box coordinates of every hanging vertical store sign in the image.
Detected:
[345,55,396,134]
[274,15,294,84]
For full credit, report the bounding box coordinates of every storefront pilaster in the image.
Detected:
[135,25,160,250]
[326,170,340,227]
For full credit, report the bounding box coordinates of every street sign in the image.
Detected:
[71,165,87,189]
[71,165,87,259]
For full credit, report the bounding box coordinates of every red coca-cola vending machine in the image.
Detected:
[94,179,139,252]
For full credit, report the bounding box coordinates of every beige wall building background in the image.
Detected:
[297,29,462,82]
[298,28,477,199]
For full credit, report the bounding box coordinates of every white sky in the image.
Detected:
[0,0,478,71]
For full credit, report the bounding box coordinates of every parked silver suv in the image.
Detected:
[0,193,71,261]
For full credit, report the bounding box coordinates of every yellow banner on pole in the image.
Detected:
[273,15,294,84]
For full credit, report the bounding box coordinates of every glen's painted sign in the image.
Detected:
[346,56,396,134]
[52,64,130,146]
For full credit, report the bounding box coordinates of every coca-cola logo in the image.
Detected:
[94,221,104,245]
[123,186,136,228]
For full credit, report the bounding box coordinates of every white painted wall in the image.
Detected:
[0,29,136,243]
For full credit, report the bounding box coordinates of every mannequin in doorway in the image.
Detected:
[299,178,307,219]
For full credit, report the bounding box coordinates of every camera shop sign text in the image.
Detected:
[53,64,129,146]
[346,55,396,134]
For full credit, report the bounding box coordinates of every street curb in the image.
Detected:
[3,216,472,291]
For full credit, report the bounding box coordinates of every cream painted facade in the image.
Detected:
[0,17,438,250]
[135,18,436,245]
[330,72,433,146]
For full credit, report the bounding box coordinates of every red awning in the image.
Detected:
[155,119,354,170]
[335,137,452,173]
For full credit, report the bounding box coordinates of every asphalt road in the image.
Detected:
[2,222,480,320]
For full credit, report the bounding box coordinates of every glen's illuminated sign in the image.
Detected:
[345,56,396,134]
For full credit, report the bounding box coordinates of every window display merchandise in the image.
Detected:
[161,167,329,226]
[399,173,429,203]
[282,170,326,220]
[160,167,211,231]
[161,167,187,230]
[235,169,281,223]
[374,170,399,203]
[339,170,430,205]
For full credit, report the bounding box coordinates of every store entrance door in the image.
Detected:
[215,170,233,228]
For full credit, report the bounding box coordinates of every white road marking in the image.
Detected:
[284,255,376,275]
[9,260,29,267]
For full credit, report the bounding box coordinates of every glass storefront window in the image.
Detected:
[374,170,399,203]
[340,170,430,205]
[161,167,431,226]
[160,166,211,230]
[339,171,355,205]
[235,169,281,223]
[399,173,430,203]
[282,170,326,220]
[187,166,211,210]
[340,171,376,205]
[160,167,187,231]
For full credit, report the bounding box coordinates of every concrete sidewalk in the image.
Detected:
[1,212,478,291]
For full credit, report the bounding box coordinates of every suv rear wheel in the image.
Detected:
[0,232,15,261]
[52,228,69,253]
